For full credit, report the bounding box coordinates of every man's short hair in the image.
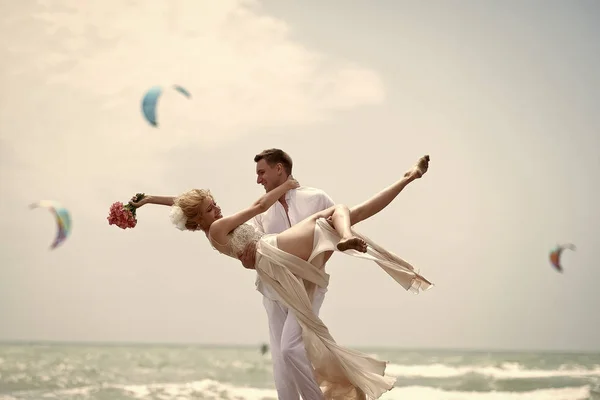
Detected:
[254,148,293,175]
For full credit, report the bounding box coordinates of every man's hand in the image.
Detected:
[238,241,257,270]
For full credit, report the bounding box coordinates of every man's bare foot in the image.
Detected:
[404,155,430,179]
[337,236,368,253]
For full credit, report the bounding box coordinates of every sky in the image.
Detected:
[1,0,599,352]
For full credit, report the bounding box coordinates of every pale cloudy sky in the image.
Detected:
[1,0,599,352]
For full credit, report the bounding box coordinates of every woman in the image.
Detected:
[132,155,433,399]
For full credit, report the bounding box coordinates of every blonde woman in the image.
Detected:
[132,155,433,399]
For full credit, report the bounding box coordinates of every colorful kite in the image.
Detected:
[549,243,576,272]
[141,84,191,127]
[30,200,72,249]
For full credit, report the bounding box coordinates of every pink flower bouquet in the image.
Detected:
[107,193,145,229]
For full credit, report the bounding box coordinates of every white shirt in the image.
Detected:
[249,186,335,299]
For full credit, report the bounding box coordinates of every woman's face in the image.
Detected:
[197,196,222,229]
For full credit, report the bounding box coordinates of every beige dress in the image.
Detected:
[209,218,433,400]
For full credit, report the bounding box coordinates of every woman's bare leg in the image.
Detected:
[276,204,365,259]
[348,155,429,226]
[276,217,324,261]
[331,205,368,252]
[331,155,430,252]
[277,155,430,258]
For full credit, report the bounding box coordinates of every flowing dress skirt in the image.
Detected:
[255,218,433,399]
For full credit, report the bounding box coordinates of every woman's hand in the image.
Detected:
[130,194,149,208]
[285,175,300,190]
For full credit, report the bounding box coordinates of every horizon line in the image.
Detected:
[0,339,597,355]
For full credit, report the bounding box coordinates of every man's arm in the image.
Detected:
[239,241,258,269]
[238,215,263,270]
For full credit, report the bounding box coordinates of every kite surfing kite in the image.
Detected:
[549,243,576,272]
[141,85,191,127]
[29,200,72,249]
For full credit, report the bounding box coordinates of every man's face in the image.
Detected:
[256,159,283,192]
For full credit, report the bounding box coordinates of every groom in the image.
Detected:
[238,148,334,400]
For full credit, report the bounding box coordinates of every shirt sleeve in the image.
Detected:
[320,190,335,210]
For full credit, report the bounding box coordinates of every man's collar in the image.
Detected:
[285,187,298,201]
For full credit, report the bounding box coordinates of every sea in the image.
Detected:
[1,343,599,400]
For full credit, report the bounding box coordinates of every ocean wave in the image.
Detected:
[386,362,600,379]
[119,379,277,399]
[380,385,592,400]
[3,380,592,400]
[3,379,278,400]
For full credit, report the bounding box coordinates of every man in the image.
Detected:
[238,148,334,400]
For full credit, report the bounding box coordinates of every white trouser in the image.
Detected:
[263,286,327,400]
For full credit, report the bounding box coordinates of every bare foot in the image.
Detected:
[337,236,368,253]
[404,155,430,179]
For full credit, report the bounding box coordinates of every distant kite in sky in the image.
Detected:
[141,85,191,127]
[30,200,72,249]
[549,243,576,272]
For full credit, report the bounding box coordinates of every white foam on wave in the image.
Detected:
[386,362,600,379]
[380,385,591,400]
[120,379,277,400]
[54,381,596,400]
[4,379,277,400]
[2,379,595,400]
[118,380,595,400]
[210,359,258,370]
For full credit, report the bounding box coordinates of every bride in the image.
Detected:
[132,155,433,399]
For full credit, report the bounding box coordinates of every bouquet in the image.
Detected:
[107,193,145,229]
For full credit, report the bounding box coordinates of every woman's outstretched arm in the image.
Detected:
[131,195,175,208]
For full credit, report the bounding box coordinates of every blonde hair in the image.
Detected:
[174,188,213,231]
